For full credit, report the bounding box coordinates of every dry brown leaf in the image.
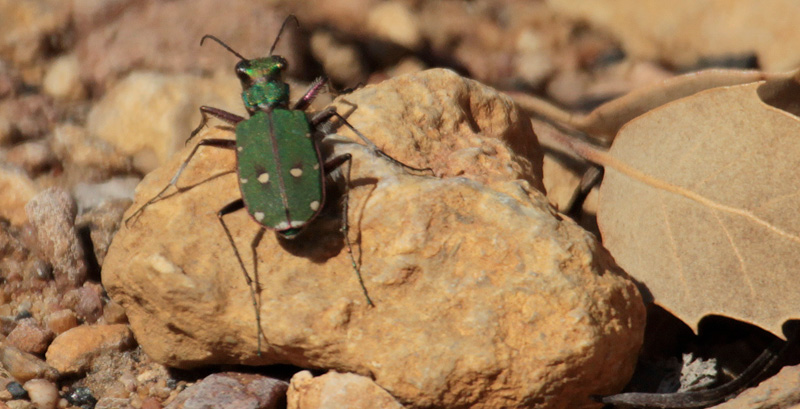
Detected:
[542,154,581,211]
[514,69,773,143]
[548,0,800,71]
[584,71,800,338]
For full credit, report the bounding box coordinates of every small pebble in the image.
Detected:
[309,30,367,85]
[64,387,97,409]
[2,95,57,141]
[34,260,53,280]
[118,372,137,392]
[51,124,132,179]
[366,1,423,49]
[74,198,133,266]
[1,316,17,335]
[6,382,28,399]
[23,379,58,409]
[42,54,85,101]
[140,397,162,409]
[5,141,56,175]
[166,373,288,409]
[0,378,12,399]
[0,165,38,226]
[6,400,35,409]
[24,188,87,290]
[94,397,130,409]
[74,286,104,324]
[6,318,53,355]
[0,116,11,145]
[44,310,78,335]
[287,371,404,409]
[101,381,129,399]
[45,324,134,374]
[128,395,142,409]
[101,300,127,325]
[0,342,59,382]
[15,305,32,319]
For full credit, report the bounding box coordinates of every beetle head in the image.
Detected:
[234,56,288,89]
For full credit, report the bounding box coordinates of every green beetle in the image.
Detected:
[126,16,428,353]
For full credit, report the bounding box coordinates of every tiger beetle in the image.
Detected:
[126,16,429,354]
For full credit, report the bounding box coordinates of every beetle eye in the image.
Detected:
[235,61,252,83]
[273,57,288,73]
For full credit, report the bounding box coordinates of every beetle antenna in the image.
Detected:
[269,15,300,56]
[200,35,248,61]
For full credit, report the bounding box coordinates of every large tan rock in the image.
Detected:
[103,69,644,408]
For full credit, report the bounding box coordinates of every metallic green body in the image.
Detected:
[242,80,289,112]
[235,109,323,233]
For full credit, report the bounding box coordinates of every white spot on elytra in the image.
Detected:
[310,201,320,211]
[290,167,303,177]
[254,212,265,221]
[240,178,248,184]
[276,220,306,230]
[305,132,311,138]
[237,147,243,152]
[313,163,320,170]
[258,173,270,183]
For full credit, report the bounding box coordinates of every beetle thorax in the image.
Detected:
[236,56,291,113]
[242,81,290,113]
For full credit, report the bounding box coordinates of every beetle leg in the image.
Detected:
[249,226,267,354]
[125,139,236,226]
[324,153,374,307]
[217,199,267,356]
[312,108,434,175]
[292,76,328,111]
[187,106,245,144]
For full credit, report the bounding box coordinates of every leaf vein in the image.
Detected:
[660,194,689,296]
[564,136,800,246]
[712,209,756,300]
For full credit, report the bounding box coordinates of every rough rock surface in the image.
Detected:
[287,371,404,409]
[103,69,645,408]
[327,69,545,193]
